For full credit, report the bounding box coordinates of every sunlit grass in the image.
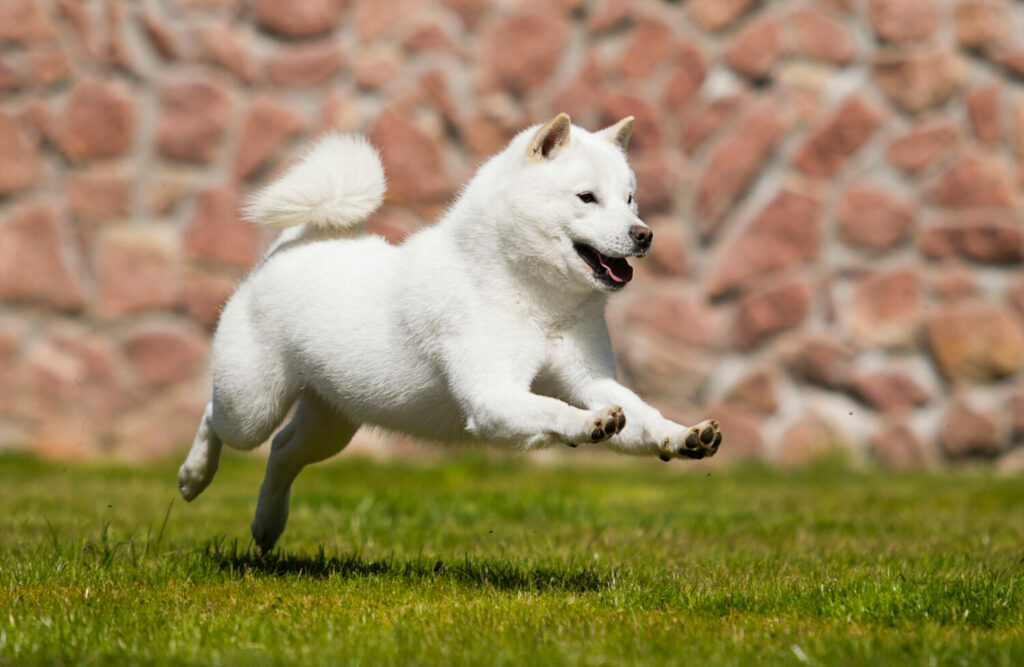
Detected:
[1,453,1023,665]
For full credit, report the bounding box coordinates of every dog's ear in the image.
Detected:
[528,113,572,160]
[598,116,634,151]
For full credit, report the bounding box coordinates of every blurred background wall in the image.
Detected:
[1,0,1023,467]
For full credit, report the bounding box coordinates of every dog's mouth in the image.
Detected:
[573,243,633,289]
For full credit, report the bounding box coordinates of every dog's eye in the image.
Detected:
[577,192,597,204]
[628,193,634,205]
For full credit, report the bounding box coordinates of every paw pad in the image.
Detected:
[589,406,626,443]
[663,419,722,461]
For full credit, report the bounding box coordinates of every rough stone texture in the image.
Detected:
[184,267,237,331]
[1,0,1024,466]
[199,23,259,82]
[786,336,856,389]
[0,204,84,310]
[874,48,965,112]
[927,305,1024,382]
[1006,393,1024,442]
[790,7,855,66]
[123,323,206,388]
[690,0,758,31]
[838,186,915,250]
[723,15,786,80]
[681,95,745,153]
[734,281,812,349]
[940,399,1006,458]
[615,328,714,403]
[1010,277,1024,319]
[157,81,233,165]
[663,45,707,113]
[266,42,345,88]
[706,403,765,460]
[707,189,821,296]
[23,323,123,456]
[848,371,929,412]
[795,97,884,178]
[870,422,932,469]
[921,212,1024,264]
[235,98,306,181]
[996,448,1024,476]
[966,82,1002,145]
[615,16,680,81]
[953,0,1012,50]
[184,187,262,268]
[94,225,182,318]
[778,413,846,467]
[66,170,130,224]
[696,101,786,235]
[58,78,136,162]
[369,109,450,208]
[847,268,922,348]
[625,285,712,348]
[254,0,341,38]
[868,0,939,41]
[111,387,206,460]
[929,153,1017,208]
[724,370,778,414]
[0,0,56,44]
[885,120,959,173]
[0,111,41,196]
[933,267,979,301]
[479,10,568,94]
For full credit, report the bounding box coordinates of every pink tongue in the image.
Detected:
[599,255,633,283]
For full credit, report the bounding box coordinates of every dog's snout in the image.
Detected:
[629,224,653,247]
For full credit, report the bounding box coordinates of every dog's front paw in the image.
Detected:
[587,406,626,443]
[658,419,722,461]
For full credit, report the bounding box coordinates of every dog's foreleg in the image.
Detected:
[576,378,721,461]
[460,384,626,449]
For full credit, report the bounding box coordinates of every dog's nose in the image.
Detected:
[629,224,653,247]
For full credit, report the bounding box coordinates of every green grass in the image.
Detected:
[1,452,1023,665]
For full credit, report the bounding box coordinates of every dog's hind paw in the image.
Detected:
[588,406,626,443]
[658,419,721,461]
[178,461,216,502]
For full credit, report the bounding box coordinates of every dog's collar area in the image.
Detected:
[573,243,633,288]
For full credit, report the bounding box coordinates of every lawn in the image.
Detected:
[1,451,1022,665]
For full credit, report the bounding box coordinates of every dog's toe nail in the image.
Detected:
[700,426,714,445]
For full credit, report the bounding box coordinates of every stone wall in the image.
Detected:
[1,0,1023,466]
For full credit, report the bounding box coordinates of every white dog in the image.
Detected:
[178,113,722,551]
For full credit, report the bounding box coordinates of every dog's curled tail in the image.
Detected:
[244,133,385,232]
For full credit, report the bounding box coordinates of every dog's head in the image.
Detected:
[496,113,652,294]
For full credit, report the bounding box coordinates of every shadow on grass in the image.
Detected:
[203,538,612,593]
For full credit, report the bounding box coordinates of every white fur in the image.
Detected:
[244,133,386,232]
[178,116,721,551]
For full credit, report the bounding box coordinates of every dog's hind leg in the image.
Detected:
[178,299,300,500]
[178,402,224,501]
[251,391,359,552]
